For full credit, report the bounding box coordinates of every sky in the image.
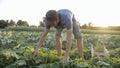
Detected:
[0,0,120,26]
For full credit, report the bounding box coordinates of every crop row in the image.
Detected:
[0,31,120,68]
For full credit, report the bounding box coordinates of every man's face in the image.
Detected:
[52,20,59,27]
[46,12,59,28]
[50,16,59,27]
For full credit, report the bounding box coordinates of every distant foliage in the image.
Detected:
[0,20,8,28]
[39,21,45,27]
[81,24,88,29]
[17,20,29,26]
[8,20,16,26]
[0,19,30,28]
[39,17,46,27]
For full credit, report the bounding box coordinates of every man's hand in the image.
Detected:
[33,29,49,56]
[63,56,69,63]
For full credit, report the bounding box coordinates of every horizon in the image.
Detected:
[0,19,120,27]
[0,0,120,27]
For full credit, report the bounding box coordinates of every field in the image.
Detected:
[0,27,120,68]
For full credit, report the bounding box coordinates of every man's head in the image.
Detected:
[45,10,59,27]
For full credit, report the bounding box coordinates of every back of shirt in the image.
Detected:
[57,9,74,30]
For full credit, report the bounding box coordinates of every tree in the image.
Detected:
[9,20,16,26]
[39,21,45,27]
[88,22,92,28]
[22,21,29,26]
[17,20,22,26]
[17,20,29,26]
[81,24,88,29]
[39,17,45,27]
[0,20,8,28]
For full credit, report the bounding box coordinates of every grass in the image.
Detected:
[81,29,120,35]
[4,26,120,35]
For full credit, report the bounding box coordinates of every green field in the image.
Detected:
[0,27,120,68]
[4,26,120,35]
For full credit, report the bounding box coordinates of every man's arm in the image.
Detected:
[63,29,72,63]
[34,29,49,56]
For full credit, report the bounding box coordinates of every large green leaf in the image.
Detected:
[15,60,26,66]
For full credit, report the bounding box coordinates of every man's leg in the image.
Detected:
[55,28,63,56]
[55,36,62,56]
[77,38,84,59]
[63,29,72,63]
[73,16,84,59]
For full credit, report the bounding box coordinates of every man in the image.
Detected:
[34,9,84,63]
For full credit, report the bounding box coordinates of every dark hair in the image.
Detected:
[46,10,58,22]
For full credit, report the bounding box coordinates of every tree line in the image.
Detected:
[0,19,120,31]
[0,19,29,28]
